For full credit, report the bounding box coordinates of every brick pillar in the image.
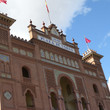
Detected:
[48,95,53,110]
[86,102,91,110]
[57,88,66,110]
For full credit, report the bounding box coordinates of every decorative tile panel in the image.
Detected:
[55,54,59,62]
[4,91,12,100]
[45,51,49,59]
[27,52,33,57]
[67,58,71,66]
[20,49,26,55]
[50,53,54,60]
[75,61,79,68]
[63,57,67,65]
[13,47,19,53]
[59,55,63,63]
[85,69,97,77]
[102,83,107,88]
[40,49,45,58]
[71,60,75,67]
[0,44,8,50]
[0,54,9,62]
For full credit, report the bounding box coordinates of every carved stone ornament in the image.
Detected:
[4,91,12,100]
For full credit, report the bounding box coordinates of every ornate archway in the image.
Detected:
[60,77,77,110]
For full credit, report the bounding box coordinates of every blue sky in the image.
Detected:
[66,0,110,83]
[0,0,110,88]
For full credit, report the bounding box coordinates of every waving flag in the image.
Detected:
[85,37,91,43]
[0,0,7,4]
[45,0,49,13]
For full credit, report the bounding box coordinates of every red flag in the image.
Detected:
[45,0,49,13]
[0,0,7,4]
[85,37,91,43]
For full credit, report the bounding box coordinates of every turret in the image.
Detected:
[82,49,104,76]
[0,13,15,49]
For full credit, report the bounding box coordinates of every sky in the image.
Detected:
[0,0,110,90]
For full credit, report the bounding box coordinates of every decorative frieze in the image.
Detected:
[1,73,11,79]
[85,69,97,77]
[40,49,79,69]
[0,23,8,29]
[102,83,107,88]
[13,47,33,58]
[0,44,8,50]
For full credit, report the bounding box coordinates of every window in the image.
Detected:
[22,67,30,78]
[25,90,34,107]
[93,84,99,93]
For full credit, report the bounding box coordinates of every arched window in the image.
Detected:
[93,84,99,93]
[25,90,34,107]
[99,103,104,110]
[22,67,30,78]
[50,92,59,110]
[81,98,88,110]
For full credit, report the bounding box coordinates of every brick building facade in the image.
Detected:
[0,13,110,110]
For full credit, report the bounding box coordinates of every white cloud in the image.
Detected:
[98,32,110,48]
[108,77,110,91]
[0,0,90,40]
[81,7,92,15]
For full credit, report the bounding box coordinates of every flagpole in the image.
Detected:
[84,35,90,50]
[45,0,52,25]
[48,12,52,24]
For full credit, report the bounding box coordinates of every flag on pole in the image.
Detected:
[0,0,7,4]
[85,37,91,43]
[45,0,49,13]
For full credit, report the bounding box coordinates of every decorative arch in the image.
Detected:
[57,74,76,90]
[25,90,35,107]
[24,88,35,97]
[81,97,88,110]
[50,92,59,110]
[98,103,104,110]
[49,88,57,95]
[59,76,78,110]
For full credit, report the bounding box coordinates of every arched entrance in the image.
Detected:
[99,103,104,110]
[25,90,35,107]
[50,92,59,110]
[60,77,77,110]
